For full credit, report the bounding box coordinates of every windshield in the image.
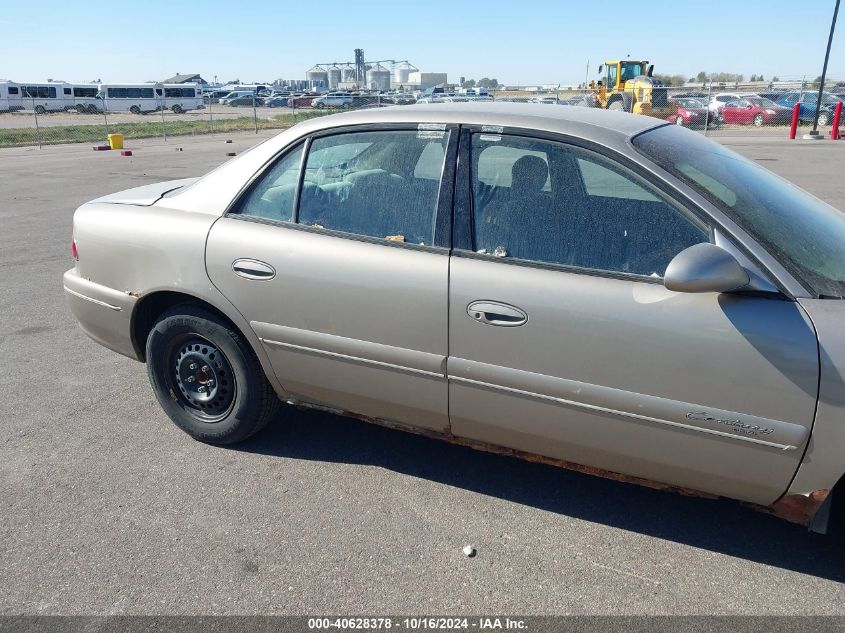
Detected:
[747,97,777,107]
[633,125,845,298]
[620,62,645,81]
[676,98,703,108]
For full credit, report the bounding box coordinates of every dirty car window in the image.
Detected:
[297,130,449,246]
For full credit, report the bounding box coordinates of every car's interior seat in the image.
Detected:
[477,155,559,261]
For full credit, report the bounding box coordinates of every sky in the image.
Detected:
[1,0,842,86]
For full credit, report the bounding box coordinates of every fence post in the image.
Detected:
[703,80,712,136]
[31,96,42,149]
[208,92,214,135]
[252,93,258,134]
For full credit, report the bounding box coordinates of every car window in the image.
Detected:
[634,124,845,298]
[235,142,304,222]
[298,129,450,245]
[470,134,707,277]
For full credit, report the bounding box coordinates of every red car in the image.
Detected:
[719,97,792,126]
[666,98,709,127]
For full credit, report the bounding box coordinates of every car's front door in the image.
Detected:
[447,129,818,504]
[206,126,456,431]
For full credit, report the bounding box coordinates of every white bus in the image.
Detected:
[97,83,204,114]
[65,84,101,113]
[0,81,24,112]
[18,83,69,113]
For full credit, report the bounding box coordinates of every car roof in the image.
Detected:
[290,102,664,140]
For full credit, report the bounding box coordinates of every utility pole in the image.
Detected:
[810,0,840,137]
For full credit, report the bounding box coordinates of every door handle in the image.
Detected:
[467,301,528,327]
[232,259,276,280]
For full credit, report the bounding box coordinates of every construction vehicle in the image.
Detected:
[589,59,677,119]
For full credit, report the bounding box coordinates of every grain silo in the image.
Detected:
[327,65,341,89]
[305,65,328,89]
[393,62,417,87]
[341,64,357,83]
[366,63,391,92]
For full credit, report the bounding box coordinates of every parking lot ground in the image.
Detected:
[1,131,844,615]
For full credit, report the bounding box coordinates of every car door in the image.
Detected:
[447,129,818,504]
[206,125,457,431]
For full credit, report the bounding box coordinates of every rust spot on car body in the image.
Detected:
[762,489,830,526]
[287,399,829,526]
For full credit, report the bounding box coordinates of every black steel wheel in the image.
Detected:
[146,304,280,444]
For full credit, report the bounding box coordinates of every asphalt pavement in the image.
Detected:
[1,130,844,615]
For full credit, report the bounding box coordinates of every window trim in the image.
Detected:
[225,123,458,253]
[455,125,712,283]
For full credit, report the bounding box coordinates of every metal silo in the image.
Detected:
[305,65,328,89]
[327,65,341,89]
[366,63,391,92]
[393,62,417,87]
[341,64,357,83]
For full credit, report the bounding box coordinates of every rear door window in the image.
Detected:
[297,129,450,246]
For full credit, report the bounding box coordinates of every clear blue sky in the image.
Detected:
[1,0,841,85]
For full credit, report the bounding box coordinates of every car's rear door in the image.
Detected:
[446,128,818,504]
[206,124,457,431]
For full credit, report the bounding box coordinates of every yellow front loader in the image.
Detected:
[590,60,677,119]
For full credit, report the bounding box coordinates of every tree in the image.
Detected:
[477,77,499,89]
[772,76,780,82]
[653,74,687,86]
[696,71,709,83]
[461,78,476,88]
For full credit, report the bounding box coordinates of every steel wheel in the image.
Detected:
[818,112,830,126]
[754,114,764,127]
[167,334,236,423]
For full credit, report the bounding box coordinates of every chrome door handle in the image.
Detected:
[232,259,276,280]
[466,301,528,327]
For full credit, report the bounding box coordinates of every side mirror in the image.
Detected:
[746,104,753,109]
[664,243,750,293]
[598,65,604,74]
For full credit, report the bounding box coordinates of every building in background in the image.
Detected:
[162,73,209,86]
[406,72,448,90]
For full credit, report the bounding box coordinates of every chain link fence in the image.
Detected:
[1,77,842,149]
[489,77,845,136]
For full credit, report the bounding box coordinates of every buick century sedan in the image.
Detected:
[64,103,845,533]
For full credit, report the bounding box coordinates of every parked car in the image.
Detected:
[709,92,759,115]
[774,91,843,126]
[312,92,355,108]
[204,90,232,104]
[225,95,264,107]
[219,91,254,105]
[289,95,316,108]
[265,96,289,108]
[666,97,710,126]
[719,97,792,126]
[64,103,845,535]
[560,94,596,107]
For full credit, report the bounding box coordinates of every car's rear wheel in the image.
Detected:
[608,100,625,112]
[754,113,764,127]
[129,105,141,115]
[818,112,830,126]
[172,104,183,114]
[145,305,279,445]
[34,105,46,115]
[676,115,684,126]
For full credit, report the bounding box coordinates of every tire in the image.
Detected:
[87,104,99,114]
[754,114,764,127]
[34,105,46,115]
[145,305,280,445]
[675,115,684,126]
[608,100,625,112]
[818,112,830,126]
[171,104,183,114]
[129,105,141,115]
[76,105,88,114]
